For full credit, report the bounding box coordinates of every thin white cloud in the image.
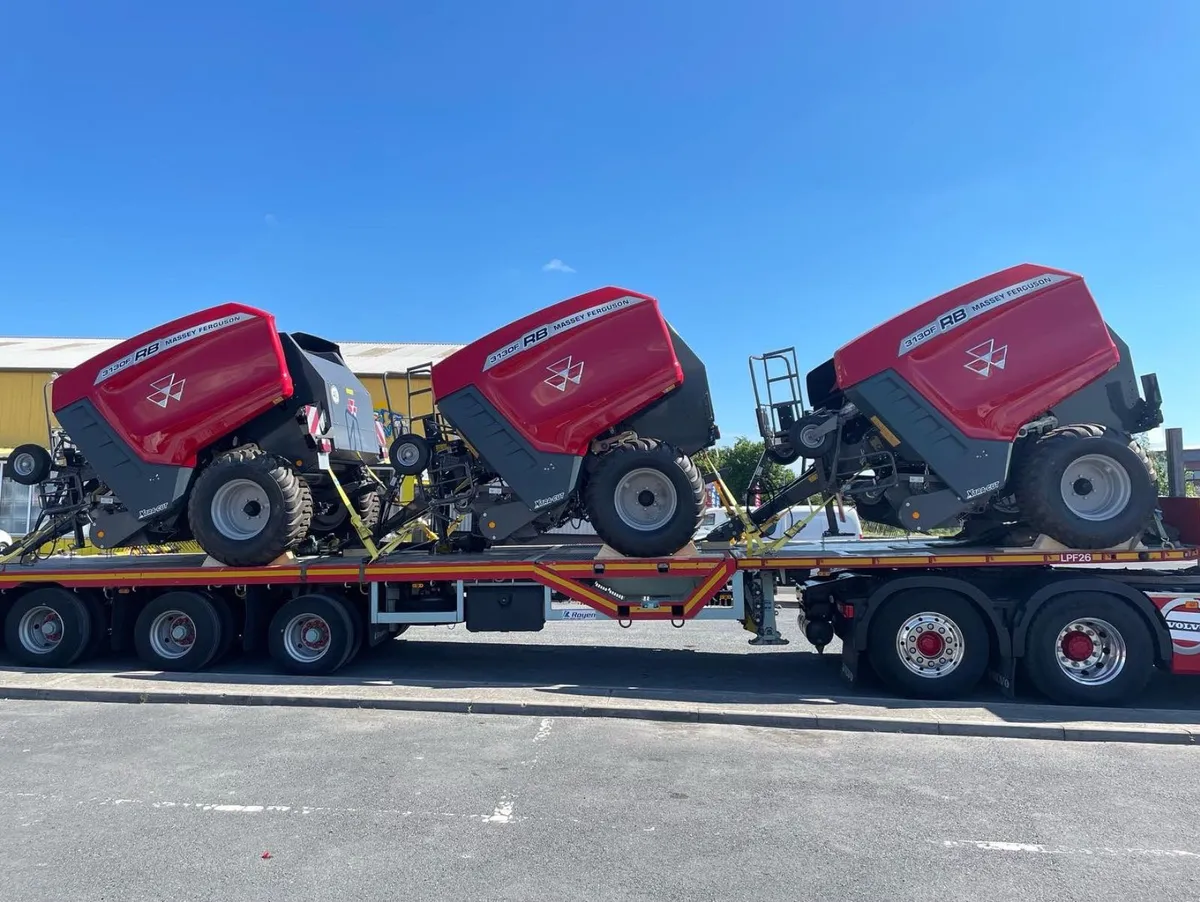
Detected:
[542,258,575,273]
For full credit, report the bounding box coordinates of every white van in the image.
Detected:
[694,504,863,544]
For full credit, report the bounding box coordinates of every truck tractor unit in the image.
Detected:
[6,303,390,567]
[384,286,720,558]
[716,263,1164,550]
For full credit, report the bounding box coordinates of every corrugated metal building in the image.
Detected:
[0,333,463,537]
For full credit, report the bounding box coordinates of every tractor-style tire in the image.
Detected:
[583,440,705,558]
[1013,425,1157,550]
[309,485,384,547]
[187,447,314,566]
[6,443,53,486]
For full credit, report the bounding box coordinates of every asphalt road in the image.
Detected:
[2,699,1199,902]
[40,613,1200,712]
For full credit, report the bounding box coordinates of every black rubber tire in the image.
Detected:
[789,415,837,458]
[208,592,239,663]
[79,590,109,661]
[1021,591,1156,705]
[3,588,93,668]
[765,444,802,466]
[867,588,991,699]
[583,440,704,558]
[331,593,365,665]
[389,433,431,476]
[133,590,224,672]
[6,443,53,486]
[1013,425,1156,549]
[187,446,314,566]
[267,593,356,676]
[309,485,384,546]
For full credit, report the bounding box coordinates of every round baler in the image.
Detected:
[722,264,1165,551]
[385,286,720,557]
[6,304,389,566]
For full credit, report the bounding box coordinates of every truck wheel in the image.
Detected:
[6,443,52,486]
[1021,591,1155,705]
[133,591,224,671]
[389,433,431,476]
[1013,425,1156,549]
[3,588,93,668]
[583,440,705,558]
[867,589,990,699]
[268,593,356,676]
[187,448,314,566]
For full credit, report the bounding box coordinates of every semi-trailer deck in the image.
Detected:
[3,535,1199,707]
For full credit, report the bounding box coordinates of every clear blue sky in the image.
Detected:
[1,1,1197,447]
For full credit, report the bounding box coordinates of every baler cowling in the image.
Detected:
[733,264,1164,550]
[388,286,720,556]
[8,303,388,565]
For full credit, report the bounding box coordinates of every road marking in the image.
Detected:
[483,800,516,824]
[4,792,513,824]
[941,840,1200,858]
[533,718,553,743]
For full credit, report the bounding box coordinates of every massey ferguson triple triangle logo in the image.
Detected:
[964,339,1007,378]
[544,356,584,392]
[147,373,186,408]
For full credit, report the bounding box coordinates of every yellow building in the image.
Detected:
[0,335,462,537]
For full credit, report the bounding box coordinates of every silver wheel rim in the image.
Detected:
[396,442,422,467]
[1055,617,1127,685]
[283,613,332,663]
[149,610,197,660]
[210,478,271,540]
[614,468,679,532]
[895,611,964,678]
[799,424,824,449]
[12,452,37,478]
[1060,453,1132,521]
[17,605,64,655]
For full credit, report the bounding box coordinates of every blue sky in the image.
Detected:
[1,1,1197,447]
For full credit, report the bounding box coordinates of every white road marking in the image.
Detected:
[3,791,512,823]
[533,718,553,743]
[941,840,1200,858]
[484,800,516,824]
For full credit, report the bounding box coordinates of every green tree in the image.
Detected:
[1135,434,1197,498]
[699,437,802,502]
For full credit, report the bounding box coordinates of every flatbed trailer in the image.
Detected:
[4,535,1200,707]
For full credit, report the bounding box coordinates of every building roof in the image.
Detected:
[0,336,464,375]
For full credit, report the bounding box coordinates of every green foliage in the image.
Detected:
[700,437,800,502]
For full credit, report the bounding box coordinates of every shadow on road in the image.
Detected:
[8,632,1197,725]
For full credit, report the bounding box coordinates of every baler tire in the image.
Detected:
[6,443,53,486]
[1013,425,1156,550]
[187,450,313,567]
[310,485,383,546]
[583,440,704,558]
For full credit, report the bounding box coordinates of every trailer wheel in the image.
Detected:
[867,589,990,699]
[133,591,224,672]
[209,593,239,663]
[1021,591,1155,705]
[268,594,356,676]
[3,588,93,668]
[1013,425,1156,549]
[583,440,704,558]
[188,448,314,566]
[6,443,53,486]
